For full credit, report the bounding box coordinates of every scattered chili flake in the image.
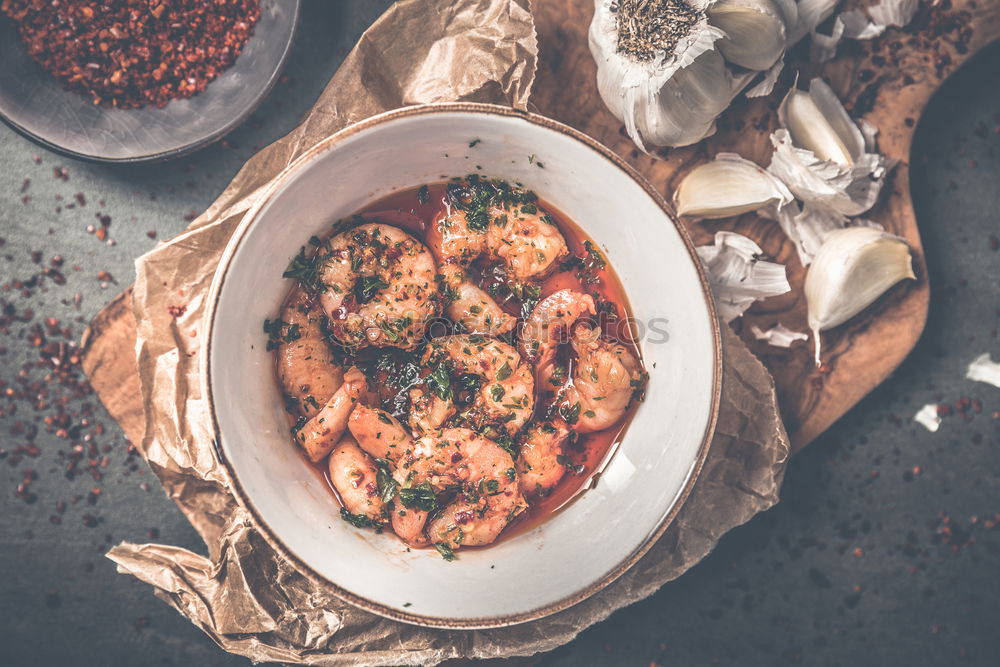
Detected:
[167,304,187,318]
[2,0,262,109]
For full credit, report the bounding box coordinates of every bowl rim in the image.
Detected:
[202,102,723,629]
[0,0,300,164]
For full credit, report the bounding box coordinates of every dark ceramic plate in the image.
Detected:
[0,0,299,163]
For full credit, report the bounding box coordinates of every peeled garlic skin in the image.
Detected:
[806,227,916,363]
[708,0,786,71]
[674,153,790,218]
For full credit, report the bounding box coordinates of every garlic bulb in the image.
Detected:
[588,0,837,150]
[805,227,915,363]
[674,153,792,218]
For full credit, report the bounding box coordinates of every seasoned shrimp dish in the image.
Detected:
[265,176,648,560]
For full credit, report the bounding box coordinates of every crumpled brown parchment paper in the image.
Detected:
[80,0,791,664]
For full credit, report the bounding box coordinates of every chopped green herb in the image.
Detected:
[490,384,506,401]
[559,401,582,424]
[434,542,456,561]
[375,460,399,504]
[399,482,438,513]
[283,247,328,293]
[416,185,430,204]
[469,138,482,148]
[340,507,377,528]
[426,362,454,401]
[505,467,516,481]
[355,275,390,304]
[495,361,513,381]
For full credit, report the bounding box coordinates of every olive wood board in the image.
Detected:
[531,0,1000,452]
[79,2,1000,471]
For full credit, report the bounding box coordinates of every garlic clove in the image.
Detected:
[779,79,864,166]
[770,0,800,33]
[674,153,792,218]
[805,227,915,363]
[707,0,786,71]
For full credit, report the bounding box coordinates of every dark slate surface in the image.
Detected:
[1,3,998,665]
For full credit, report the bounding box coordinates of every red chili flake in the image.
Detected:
[166,304,187,318]
[450,452,464,464]
[2,0,261,110]
[146,527,159,539]
[81,513,98,528]
[454,509,474,525]
[51,166,69,181]
[146,230,157,240]
[96,271,113,282]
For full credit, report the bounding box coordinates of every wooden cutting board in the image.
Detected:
[81,1,1000,457]
[531,0,1000,451]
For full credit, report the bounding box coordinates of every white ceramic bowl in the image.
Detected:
[204,103,721,628]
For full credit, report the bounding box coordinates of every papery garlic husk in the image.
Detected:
[787,0,839,43]
[842,0,920,40]
[751,323,809,348]
[696,231,791,322]
[707,0,787,71]
[967,353,1000,389]
[805,227,915,363]
[674,153,793,218]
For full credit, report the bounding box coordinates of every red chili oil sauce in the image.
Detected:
[277,181,644,544]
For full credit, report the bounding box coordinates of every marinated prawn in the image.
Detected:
[316,223,439,350]
[428,177,568,335]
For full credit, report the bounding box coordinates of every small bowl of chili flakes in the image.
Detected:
[0,0,300,163]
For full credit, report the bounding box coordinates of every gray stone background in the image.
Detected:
[1,1,998,665]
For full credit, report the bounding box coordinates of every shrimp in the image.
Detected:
[347,409,528,550]
[516,420,574,498]
[408,335,535,437]
[428,177,568,334]
[519,289,596,391]
[347,406,428,544]
[316,223,439,350]
[295,367,367,462]
[277,290,343,418]
[328,435,386,525]
[558,324,645,433]
[414,428,527,550]
[348,403,411,464]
